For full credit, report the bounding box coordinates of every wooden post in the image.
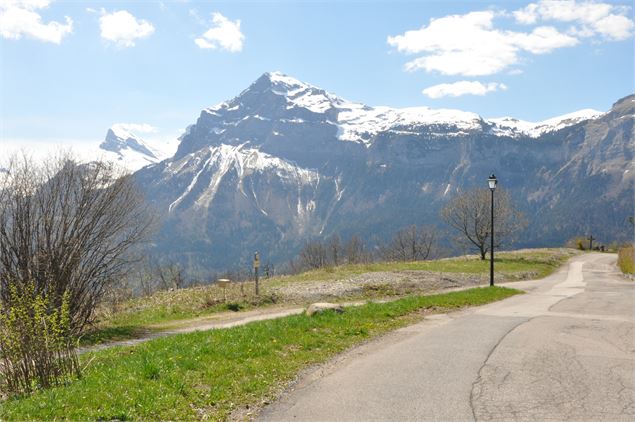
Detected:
[253,252,260,296]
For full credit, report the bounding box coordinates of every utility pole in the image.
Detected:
[588,234,595,250]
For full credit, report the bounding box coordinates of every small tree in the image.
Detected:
[441,188,526,260]
[0,153,153,333]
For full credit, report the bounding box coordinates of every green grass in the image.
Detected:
[0,286,521,420]
[85,248,576,346]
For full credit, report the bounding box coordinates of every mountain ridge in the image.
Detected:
[134,72,633,276]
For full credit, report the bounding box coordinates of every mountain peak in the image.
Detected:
[250,71,317,96]
[101,126,157,159]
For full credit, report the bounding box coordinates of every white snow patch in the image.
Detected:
[167,143,320,212]
[337,105,482,146]
[488,109,604,138]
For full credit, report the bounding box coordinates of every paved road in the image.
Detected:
[259,253,635,421]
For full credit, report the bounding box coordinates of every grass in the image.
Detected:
[276,250,570,284]
[0,286,521,420]
[618,246,634,275]
[84,248,577,345]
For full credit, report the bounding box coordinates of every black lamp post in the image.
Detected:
[488,174,498,287]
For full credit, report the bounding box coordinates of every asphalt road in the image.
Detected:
[259,253,635,421]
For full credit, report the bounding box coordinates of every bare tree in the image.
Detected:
[441,188,526,260]
[327,234,342,267]
[298,240,328,270]
[153,261,185,290]
[345,235,367,264]
[380,225,437,261]
[0,152,153,333]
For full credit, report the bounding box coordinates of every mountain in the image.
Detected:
[135,72,634,275]
[99,125,177,171]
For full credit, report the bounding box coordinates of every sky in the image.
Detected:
[1,0,634,149]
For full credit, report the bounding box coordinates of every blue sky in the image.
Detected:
[1,0,633,147]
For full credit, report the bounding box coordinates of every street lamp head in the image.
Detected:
[488,174,498,191]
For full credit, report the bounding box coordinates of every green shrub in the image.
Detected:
[0,282,80,396]
[618,247,634,275]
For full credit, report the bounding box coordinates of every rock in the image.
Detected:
[306,302,344,316]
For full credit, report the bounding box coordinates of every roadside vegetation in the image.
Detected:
[618,246,634,275]
[0,153,152,397]
[0,286,521,420]
[85,248,578,345]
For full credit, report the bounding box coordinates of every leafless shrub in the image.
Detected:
[0,152,154,333]
[298,240,328,270]
[153,261,185,290]
[379,225,437,261]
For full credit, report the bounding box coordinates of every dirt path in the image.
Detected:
[79,276,532,355]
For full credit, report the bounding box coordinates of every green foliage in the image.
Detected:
[0,286,520,420]
[618,247,634,275]
[0,282,80,396]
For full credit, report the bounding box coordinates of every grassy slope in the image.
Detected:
[0,287,521,420]
[85,248,577,345]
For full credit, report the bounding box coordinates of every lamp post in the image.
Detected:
[488,174,498,287]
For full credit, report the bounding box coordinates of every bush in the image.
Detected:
[618,247,634,275]
[0,283,80,396]
[565,236,587,250]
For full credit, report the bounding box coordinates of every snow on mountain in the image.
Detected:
[199,72,487,148]
[166,143,319,213]
[260,72,605,143]
[488,109,604,138]
[336,105,483,145]
[202,72,602,148]
[98,125,179,171]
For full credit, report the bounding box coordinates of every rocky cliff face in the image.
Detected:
[135,72,634,274]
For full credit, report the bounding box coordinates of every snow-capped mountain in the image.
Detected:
[2,125,178,173]
[185,71,600,149]
[136,72,633,275]
[98,124,180,171]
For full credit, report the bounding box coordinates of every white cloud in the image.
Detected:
[388,11,578,76]
[195,12,244,52]
[0,0,72,43]
[513,1,634,41]
[422,81,508,98]
[389,2,631,77]
[508,26,579,54]
[513,3,540,24]
[99,10,154,48]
